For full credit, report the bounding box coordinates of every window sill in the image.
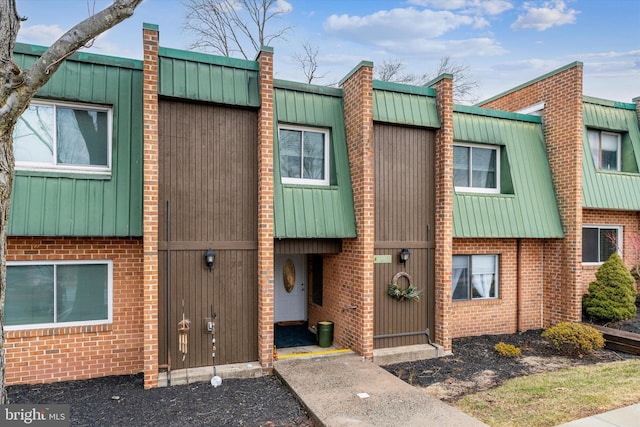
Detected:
[282,183,339,190]
[453,298,501,306]
[5,323,112,338]
[15,169,112,180]
[594,169,640,177]
[454,191,515,198]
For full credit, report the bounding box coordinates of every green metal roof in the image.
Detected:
[582,97,640,210]
[453,106,563,238]
[373,80,440,128]
[10,44,143,236]
[273,81,356,238]
[158,47,259,107]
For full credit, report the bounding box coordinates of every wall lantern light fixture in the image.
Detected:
[399,248,410,264]
[205,249,216,272]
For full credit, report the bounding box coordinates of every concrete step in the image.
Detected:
[374,343,448,366]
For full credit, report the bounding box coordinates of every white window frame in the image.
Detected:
[582,225,622,265]
[14,99,113,175]
[588,129,621,171]
[278,124,331,186]
[453,142,501,194]
[5,260,113,331]
[452,254,499,301]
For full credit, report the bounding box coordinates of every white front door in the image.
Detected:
[274,254,307,322]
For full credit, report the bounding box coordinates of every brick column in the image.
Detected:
[142,23,159,388]
[634,96,640,123]
[340,62,375,359]
[480,63,584,325]
[431,74,454,352]
[256,47,275,372]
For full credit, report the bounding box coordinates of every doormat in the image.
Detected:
[277,321,305,326]
[275,322,317,349]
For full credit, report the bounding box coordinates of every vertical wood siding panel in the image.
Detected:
[373,123,435,348]
[159,100,258,367]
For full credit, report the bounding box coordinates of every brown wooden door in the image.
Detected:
[158,99,259,369]
[373,123,436,349]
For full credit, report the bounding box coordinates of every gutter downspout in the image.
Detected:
[517,238,522,333]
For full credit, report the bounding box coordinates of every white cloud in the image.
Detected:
[408,0,513,15]
[17,24,65,46]
[511,0,578,31]
[377,37,508,58]
[275,0,292,14]
[324,8,475,42]
[577,50,640,59]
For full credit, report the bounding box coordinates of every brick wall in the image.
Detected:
[451,238,544,338]
[481,64,584,325]
[582,209,640,292]
[256,48,275,371]
[431,75,454,351]
[311,62,376,358]
[5,237,144,385]
[142,24,159,388]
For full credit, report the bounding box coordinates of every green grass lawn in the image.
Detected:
[455,360,640,427]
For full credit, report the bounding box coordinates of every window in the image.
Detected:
[279,125,330,185]
[13,100,112,173]
[588,129,621,171]
[452,255,499,301]
[5,261,112,329]
[582,226,621,263]
[454,143,500,193]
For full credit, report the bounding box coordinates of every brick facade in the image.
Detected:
[142,24,160,389]
[450,239,545,338]
[309,63,376,358]
[582,209,640,292]
[5,237,144,385]
[256,48,275,371]
[481,64,584,325]
[431,75,454,351]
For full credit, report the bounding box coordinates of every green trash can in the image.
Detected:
[317,321,334,348]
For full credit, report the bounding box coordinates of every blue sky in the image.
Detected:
[15,0,640,103]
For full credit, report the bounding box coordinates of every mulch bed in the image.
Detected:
[9,313,640,424]
[384,313,640,402]
[8,375,312,427]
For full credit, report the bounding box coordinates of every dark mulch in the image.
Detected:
[8,314,640,424]
[8,374,312,427]
[385,314,640,402]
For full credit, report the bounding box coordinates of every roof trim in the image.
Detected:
[143,22,159,31]
[477,61,583,107]
[454,105,542,123]
[339,60,374,86]
[583,95,636,110]
[274,79,343,97]
[424,73,453,88]
[159,46,259,71]
[14,42,143,70]
[373,80,436,97]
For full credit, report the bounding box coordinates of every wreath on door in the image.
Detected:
[387,271,423,302]
[283,258,296,293]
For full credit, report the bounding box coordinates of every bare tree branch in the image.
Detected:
[183,0,292,60]
[292,41,326,84]
[374,56,480,104]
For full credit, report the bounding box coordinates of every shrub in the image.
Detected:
[541,322,604,356]
[494,342,521,357]
[583,252,637,322]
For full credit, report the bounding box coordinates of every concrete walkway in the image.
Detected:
[274,353,488,427]
[556,403,640,427]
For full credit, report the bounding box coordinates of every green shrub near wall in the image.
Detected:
[583,252,637,322]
